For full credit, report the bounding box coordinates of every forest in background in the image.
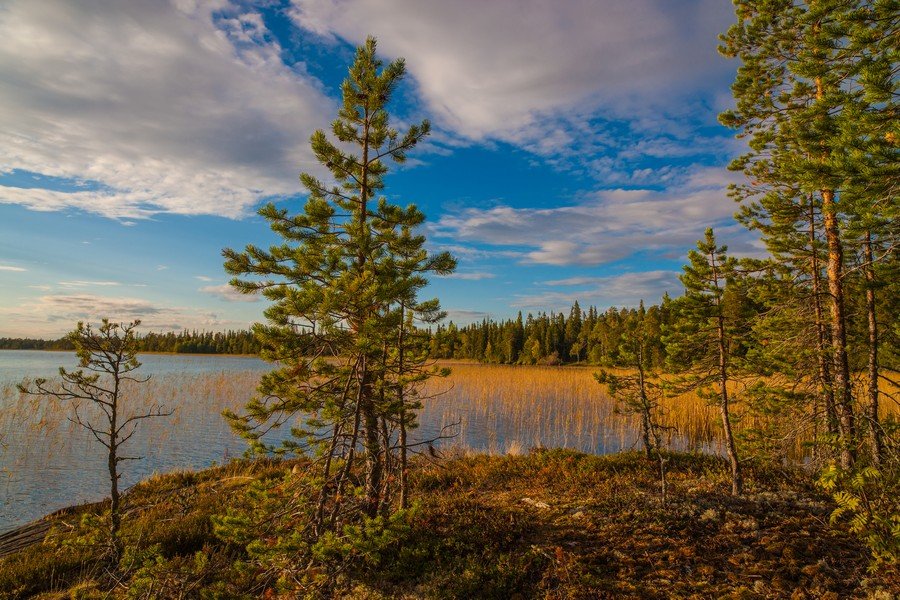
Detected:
[3,284,897,374]
[0,329,260,354]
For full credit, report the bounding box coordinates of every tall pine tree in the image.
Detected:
[222,37,454,534]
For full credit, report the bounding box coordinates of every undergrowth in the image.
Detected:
[0,450,896,599]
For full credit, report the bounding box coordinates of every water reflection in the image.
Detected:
[0,353,716,531]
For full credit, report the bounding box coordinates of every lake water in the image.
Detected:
[0,351,707,531]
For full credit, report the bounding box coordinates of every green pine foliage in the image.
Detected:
[720,0,899,565]
[663,229,751,496]
[215,37,454,590]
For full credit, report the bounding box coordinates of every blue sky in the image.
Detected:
[0,0,761,337]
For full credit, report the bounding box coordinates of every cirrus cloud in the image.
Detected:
[514,270,681,312]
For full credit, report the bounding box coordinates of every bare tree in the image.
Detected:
[18,319,171,555]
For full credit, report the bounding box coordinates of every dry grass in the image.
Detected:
[0,450,891,599]
[420,363,900,460]
[2,362,895,529]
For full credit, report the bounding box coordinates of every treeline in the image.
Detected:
[429,290,898,373]
[0,329,261,354]
[429,301,669,368]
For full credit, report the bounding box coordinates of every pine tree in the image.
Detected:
[719,0,871,466]
[665,229,745,495]
[222,36,453,538]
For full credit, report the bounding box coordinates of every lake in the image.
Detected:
[0,351,713,531]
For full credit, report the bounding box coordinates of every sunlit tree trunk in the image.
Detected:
[863,231,884,466]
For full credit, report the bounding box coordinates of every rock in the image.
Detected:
[522,497,550,510]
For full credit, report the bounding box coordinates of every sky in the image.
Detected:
[0,0,762,338]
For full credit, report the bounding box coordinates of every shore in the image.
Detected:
[1,450,896,599]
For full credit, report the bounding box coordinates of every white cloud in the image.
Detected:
[0,0,333,220]
[0,264,27,272]
[433,167,757,266]
[199,284,260,303]
[58,280,122,288]
[514,270,681,311]
[438,272,495,281]
[290,0,735,170]
[0,293,248,337]
[195,275,214,282]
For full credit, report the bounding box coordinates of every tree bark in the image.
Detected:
[808,197,838,437]
[109,372,121,556]
[717,320,743,496]
[822,188,856,468]
[398,304,409,510]
[814,67,855,468]
[711,251,742,496]
[864,231,884,466]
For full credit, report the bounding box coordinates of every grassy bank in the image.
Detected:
[1,450,896,599]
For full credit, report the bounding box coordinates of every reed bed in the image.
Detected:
[1,360,896,530]
[418,363,720,456]
[418,363,899,459]
[0,370,263,529]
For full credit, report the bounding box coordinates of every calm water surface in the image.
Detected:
[0,351,703,531]
[0,351,272,531]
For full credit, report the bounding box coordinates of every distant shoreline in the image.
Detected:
[0,348,260,358]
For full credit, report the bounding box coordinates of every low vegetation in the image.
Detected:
[2,449,896,599]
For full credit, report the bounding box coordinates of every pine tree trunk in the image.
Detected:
[814,67,855,468]
[822,188,855,468]
[331,389,363,528]
[108,444,120,551]
[711,252,742,495]
[361,363,382,518]
[379,415,391,515]
[808,197,838,436]
[398,305,409,510]
[864,232,884,466]
[357,103,383,518]
[717,316,743,496]
[108,375,121,555]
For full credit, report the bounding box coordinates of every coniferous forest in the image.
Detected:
[0,329,261,354]
[1,2,898,598]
